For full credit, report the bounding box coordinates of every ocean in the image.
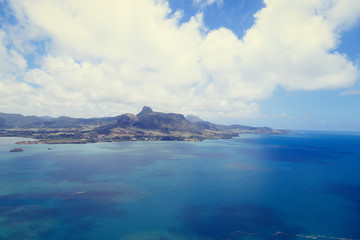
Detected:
[0,132,359,240]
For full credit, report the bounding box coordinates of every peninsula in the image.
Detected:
[0,107,288,144]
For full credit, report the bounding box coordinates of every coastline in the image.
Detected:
[0,129,288,145]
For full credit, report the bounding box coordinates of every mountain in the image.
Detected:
[120,106,202,133]
[0,113,48,128]
[0,107,289,144]
[137,106,153,115]
[185,115,203,123]
[0,112,119,128]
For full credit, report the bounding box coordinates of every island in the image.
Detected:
[9,148,24,152]
[0,107,289,144]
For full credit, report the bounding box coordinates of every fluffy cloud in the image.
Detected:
[240,0,360,91]
[193,0,224,8]
[0,30,34,112]
[0,0,359,118]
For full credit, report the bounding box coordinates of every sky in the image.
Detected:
[0,0,360,131]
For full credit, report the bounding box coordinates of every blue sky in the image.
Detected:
[0,0,360,131]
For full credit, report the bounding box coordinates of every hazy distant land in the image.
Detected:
[0,107,289,144]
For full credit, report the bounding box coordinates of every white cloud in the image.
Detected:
[0,31,27,75]
[240,0,360,90]
[0,0,359,118]
[193,0,224,8]
[0,30,34,112]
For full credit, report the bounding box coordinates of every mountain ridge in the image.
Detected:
[0,107,289,144]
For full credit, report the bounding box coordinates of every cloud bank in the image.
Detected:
[0,0,359,118]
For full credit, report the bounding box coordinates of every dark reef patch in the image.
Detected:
[325,183,360,214]
[178,202,304,240]
[0,188,130,239]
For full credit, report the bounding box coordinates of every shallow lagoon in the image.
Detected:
[0,133,360,240]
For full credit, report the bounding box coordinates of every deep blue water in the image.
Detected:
[0,132,360,240]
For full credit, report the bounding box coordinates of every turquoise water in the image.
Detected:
[0,133,360,240]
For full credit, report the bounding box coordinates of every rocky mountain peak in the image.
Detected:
[137,106,153,116]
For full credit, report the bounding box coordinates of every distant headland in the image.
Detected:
[0,107,289,144]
